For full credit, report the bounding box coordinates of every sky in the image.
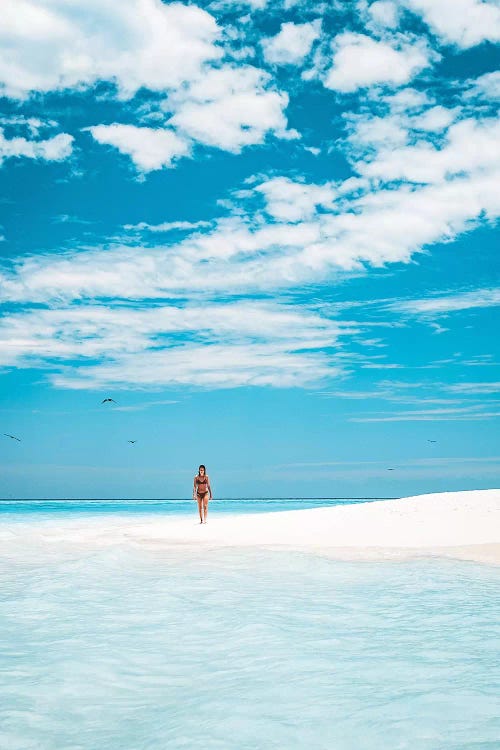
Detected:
[0,0,499,499]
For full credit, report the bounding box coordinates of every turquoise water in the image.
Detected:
[1,502,499,749]
[0,496,387,521]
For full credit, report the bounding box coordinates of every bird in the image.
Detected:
[128,440,137,444]
[101,398,117,404]
[386,468,396,471]
[427,439,437,443]
[4,433,21,442]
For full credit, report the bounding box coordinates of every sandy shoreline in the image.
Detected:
[2,489,499,566]
[132,489,500,564]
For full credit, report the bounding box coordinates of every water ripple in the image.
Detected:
[0,546,499,749]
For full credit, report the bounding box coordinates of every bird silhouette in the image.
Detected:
[128,440,137,444]
[386,468,396,471]
[427,440,437,443]
[101,398,117,404]
[4,433,21,442]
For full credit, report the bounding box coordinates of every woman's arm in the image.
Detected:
[193,477,197,500]
[207,476,213,499]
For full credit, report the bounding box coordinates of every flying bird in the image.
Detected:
[101,398,117,404]
[4,433,21,442]
[427,440,437,443]
[128,440,137,444]
[386,468,396,471]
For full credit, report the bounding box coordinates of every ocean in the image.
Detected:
[0,496,387,521]
[1,499,499,749]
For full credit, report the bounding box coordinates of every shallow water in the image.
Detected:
[1,520,499,750]
[0,496,387,522]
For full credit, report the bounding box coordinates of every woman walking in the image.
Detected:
[193,464,212,524]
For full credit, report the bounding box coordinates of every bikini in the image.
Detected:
[196,474,209,499]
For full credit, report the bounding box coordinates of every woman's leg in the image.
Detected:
[203,493,209,522]
[197,496,204,523]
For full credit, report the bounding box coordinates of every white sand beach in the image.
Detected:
[8,489,498,566]
[130,488,500,564]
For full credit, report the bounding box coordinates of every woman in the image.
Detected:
[193,464,212,524]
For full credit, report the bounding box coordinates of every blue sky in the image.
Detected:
[0,0,499,499]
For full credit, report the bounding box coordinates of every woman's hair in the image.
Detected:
[198,464,206,473]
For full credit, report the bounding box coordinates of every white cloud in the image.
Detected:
[350,405,500,421]
[167,65,295,152]
[53,214,92,225]
[357,117,500,183]
[391,288,500,315]
[1,71,499,306]
[86,64,295,168]
[345,114,409,149]
[0,128,73,165]
[211,0,268,8]
[466,71,500,101]
[384,87,432,113]
[304,146,321,156]
[262,21,321,65]
[344,96,460,159]
[412,105,457,132]
[0,146,498,303]
[447,382,500,395]
[1,32,499,391]
[403,0,500,48]
[124,220,211,233]
[0,115,57,136]
[255,176,337,221]
[1,1,297,169]
[0,0,221,99]
[0,301,350,389]
[324,33,434,92]
[52,343,337,390]
[368,1,400,28]
[86,124,189,172]
[319,377,500,411]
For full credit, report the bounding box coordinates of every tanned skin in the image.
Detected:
[193,465,212,524]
